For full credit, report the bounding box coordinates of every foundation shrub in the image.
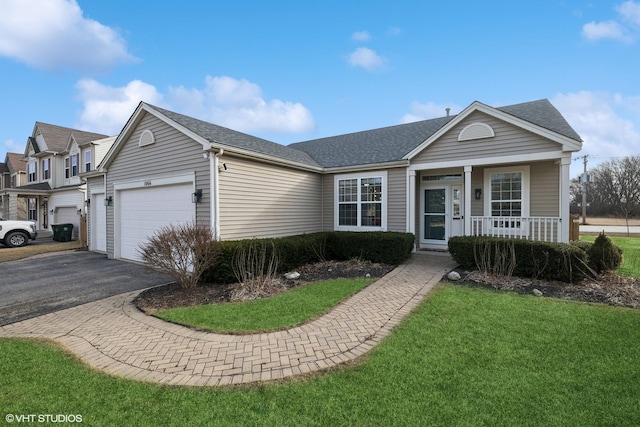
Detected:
[448,236,590,283]
[587,232,623,274]
[202,231,415,284]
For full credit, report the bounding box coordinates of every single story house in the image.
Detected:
[84,98,582,261]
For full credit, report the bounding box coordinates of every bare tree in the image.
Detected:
[590,156,640,235]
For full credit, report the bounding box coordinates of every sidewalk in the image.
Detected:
[580,224,640,235]
[0,253,456,386]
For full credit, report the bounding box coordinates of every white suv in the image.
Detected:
[0,219,38,247]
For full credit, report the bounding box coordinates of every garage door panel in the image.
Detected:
[119,183,194,261]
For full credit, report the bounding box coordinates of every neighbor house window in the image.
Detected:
[484,166,530,228]
[65,157,70,178]
[42,158,50,180]
[335,172,386,230]
[84,150,92,172]
[71,154,79,177]
[28,198,37,221]
[28,162,37,182]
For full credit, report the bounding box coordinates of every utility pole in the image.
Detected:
[581,155,588,225]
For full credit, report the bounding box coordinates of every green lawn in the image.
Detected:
[156,278,374,333]
[2,285,640,426]
[581,235,640,276]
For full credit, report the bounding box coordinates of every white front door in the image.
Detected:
[420,185,464,247]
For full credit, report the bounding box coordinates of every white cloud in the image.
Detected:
[75,76,314,136]
[581,1,640,42]
[0,0,136,71]
[352,31,371,42]
[346,47,385,71]
[168,76,315,134]
[400,101,461,123]
[618,1,640,25]
[582,20,629,41]
[552,91,640,173]
[75,79,163,135]
[3,139,23,154]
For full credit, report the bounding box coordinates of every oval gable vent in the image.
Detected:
[139,129,155,147]
[458,122,495,141]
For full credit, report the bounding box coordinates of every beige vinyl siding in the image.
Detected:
[413,111,561,164]
[105,112,210,257]
[321,175,333,231]
[387,168,406,232]
[470,168,484,216]
[530,161,559,217]
[218,155,322,240]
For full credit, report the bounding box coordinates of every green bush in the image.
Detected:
[570,240,593,253]
[586,232,623,274]
[202,231,415,284]
[448,236,590,283]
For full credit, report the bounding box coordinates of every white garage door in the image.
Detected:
[55,207,79,239]
[118,183,194,261]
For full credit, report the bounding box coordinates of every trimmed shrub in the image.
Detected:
[570,240,593,253]
[587,232,622,274]
[325,231,415,265]
[448,236,590,283]
[202,231,415,284]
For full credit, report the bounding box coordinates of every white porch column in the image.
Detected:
[407,169,416,238]
[559,156,571,242]
[8,193,18,220]
[464,165,472,235]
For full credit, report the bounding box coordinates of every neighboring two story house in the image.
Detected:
[85,98,582,260]
[0,122,114,238]
[0,153,27,220]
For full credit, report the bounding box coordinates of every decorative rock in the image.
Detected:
[532,288,543,297]
[447,271,461,281]
[284,272,300,280]
[365,273,371,278]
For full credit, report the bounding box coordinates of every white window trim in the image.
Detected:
[334,171,387,232]
[484,165,530,230]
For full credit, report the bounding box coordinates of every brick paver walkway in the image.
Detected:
[0,253,455,386]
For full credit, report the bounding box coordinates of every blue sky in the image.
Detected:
[1,0,639,178]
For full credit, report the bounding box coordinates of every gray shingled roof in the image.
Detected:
[33,122,108,153]
[5,153,25,173]
[145,99,581,170]
[290,99,582,168]
[147,104,322,168]
[496,99,583,142]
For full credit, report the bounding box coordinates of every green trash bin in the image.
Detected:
[51,224,61,241]
[59,224,74,242]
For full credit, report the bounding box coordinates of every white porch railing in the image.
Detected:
[470,216,562,242]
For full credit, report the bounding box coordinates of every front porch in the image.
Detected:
[407,157,572,250]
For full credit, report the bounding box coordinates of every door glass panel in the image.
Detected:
[424,189,446,241]
[452,188,461,218]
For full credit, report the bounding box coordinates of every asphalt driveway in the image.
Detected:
[0,251,172,326]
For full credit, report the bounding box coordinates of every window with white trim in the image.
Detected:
[28,162,37,182]
[484,166,530,229]
[28,198,37,221]
[71,153,79,177]
[42,158,50,180]
[84,150,92,172]
[335,172,386,230]
[65,157,70,179]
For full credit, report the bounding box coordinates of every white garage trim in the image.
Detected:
[113,173,196,261]
[90,191,106,252]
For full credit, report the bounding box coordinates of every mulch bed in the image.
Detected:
[135,260,394,314]
[451,268,640,309]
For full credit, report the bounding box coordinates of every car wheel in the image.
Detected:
[5,231,28,248]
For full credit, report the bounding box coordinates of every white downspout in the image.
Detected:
[209,147,223,240]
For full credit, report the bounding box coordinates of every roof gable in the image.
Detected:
[403,99,582,160]
[102,103,321,170]
[5,152,26,173]
[29,122,108,154]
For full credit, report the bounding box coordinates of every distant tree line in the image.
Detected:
[570,156,640,221]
